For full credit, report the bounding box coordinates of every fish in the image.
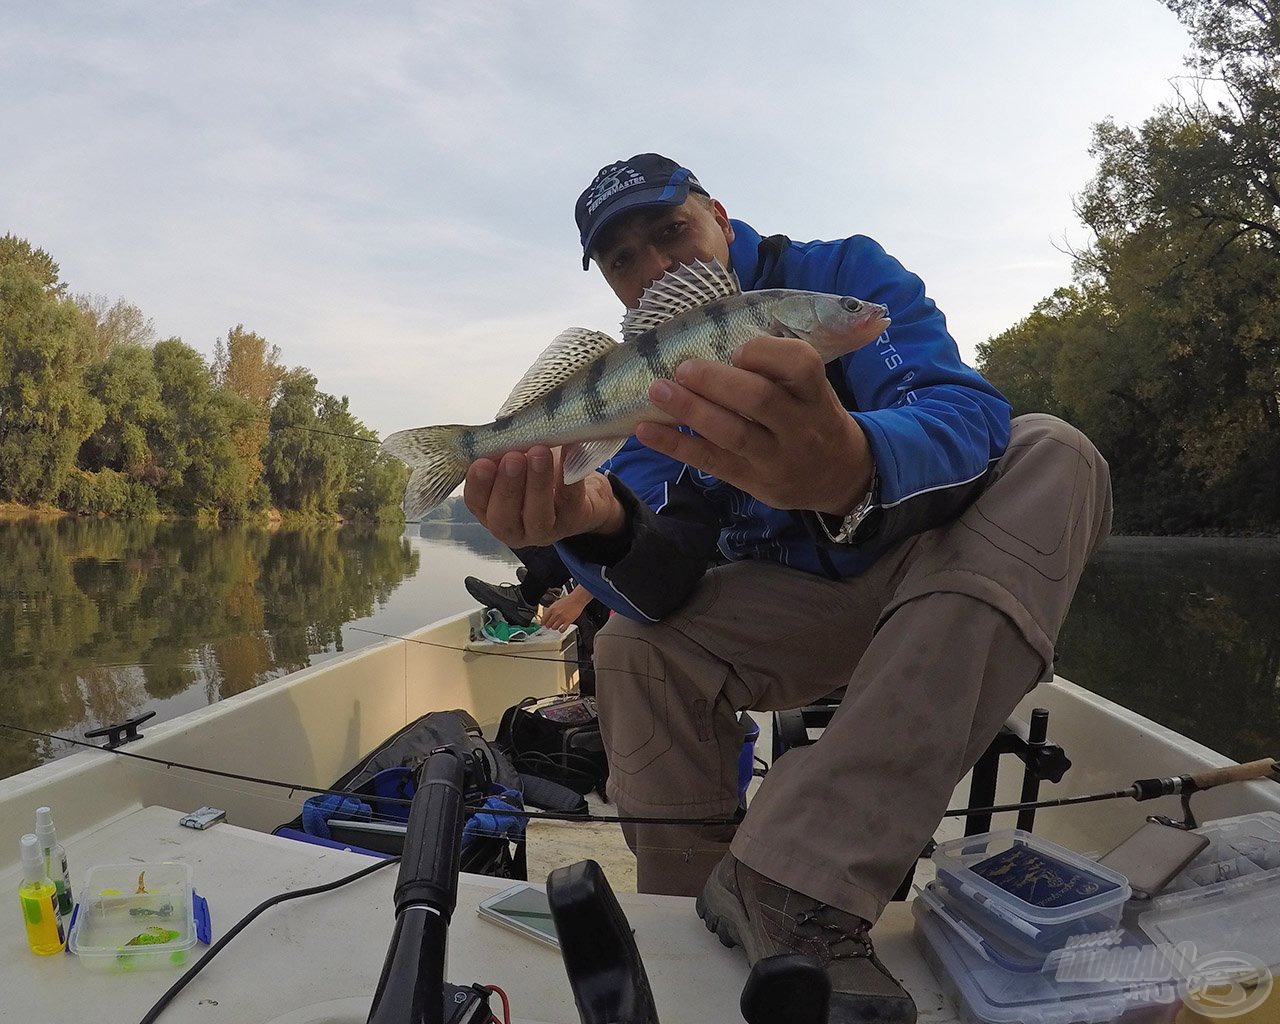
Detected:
[382,259,890,520]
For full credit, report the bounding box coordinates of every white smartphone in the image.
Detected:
[476,883,560,949]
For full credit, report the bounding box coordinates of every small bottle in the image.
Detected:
[34,806,73,917]
[18,833,64,955]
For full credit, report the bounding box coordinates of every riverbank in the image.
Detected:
[0,500,401,527]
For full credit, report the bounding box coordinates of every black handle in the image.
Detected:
[548,859,659,1024]
[367,749,467,1024]
[394,749,465,919]
[741,954,830,1024]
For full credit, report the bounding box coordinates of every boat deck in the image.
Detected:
[0,804,955,1024]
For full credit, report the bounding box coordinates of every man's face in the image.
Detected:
[591,196,735,308]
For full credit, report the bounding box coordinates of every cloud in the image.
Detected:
[1,0,1192,434]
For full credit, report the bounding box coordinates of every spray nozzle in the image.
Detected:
[19,833,46,884]
[34,806,61,853]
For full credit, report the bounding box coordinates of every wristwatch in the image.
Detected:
[815,467,878,545]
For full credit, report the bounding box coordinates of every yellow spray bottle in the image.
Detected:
[18,833,64,955]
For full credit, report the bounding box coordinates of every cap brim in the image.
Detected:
[580,181,693,269]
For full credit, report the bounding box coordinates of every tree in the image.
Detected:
[980,0,1280,532]
[0,269,103,504]
[0,234,66,296]
[264,369,348,517]
[212,325,283,509]
[81,344,165,480]
[149,339,259,517]
[75,294,156,360]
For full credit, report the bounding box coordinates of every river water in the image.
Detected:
[1,520,1276,781]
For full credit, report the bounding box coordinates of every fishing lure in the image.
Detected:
[121,925,180,947]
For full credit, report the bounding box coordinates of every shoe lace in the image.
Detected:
[793,906,874,961]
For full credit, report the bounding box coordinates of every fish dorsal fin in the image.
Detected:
[495,327,619,418]
[621,259,741,341]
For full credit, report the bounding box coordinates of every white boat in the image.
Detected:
[2,608,1278,1023]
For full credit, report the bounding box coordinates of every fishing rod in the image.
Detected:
[3,721,1275,831]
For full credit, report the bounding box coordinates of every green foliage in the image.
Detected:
[0,234,66,296]
[0,269,104,504]
[60,468,158,518]
[0,236,401,523]
[81,343,165,481]
[978,0,1280,534]
[264,369,348,517]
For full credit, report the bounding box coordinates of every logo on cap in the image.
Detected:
[584,164,647,216]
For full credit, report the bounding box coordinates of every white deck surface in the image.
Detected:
[0,806,957,1024]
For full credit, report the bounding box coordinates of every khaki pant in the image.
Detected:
[594,414,1113,922]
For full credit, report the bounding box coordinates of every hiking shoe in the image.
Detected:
[464,576,536,626]
[696,853,916,1024]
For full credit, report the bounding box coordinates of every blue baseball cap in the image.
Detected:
[576,153,709,269]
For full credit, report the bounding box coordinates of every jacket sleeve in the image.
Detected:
[554,438,721,621]
[803,235,1011,549]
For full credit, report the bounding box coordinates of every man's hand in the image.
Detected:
[464,445,625,549]
[635,336,873,516]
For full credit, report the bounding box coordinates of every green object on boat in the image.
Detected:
[121,926,181,948]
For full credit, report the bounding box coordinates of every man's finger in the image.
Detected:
[730,335,829,401]
[651,375,773,449]
[484,450,529,538]
[635,420,751,482]
[463,458,499,521]
[522,445,557,536]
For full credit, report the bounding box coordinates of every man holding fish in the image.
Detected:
[389,154,1113,1023]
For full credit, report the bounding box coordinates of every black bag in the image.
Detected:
[497,694,609,798]
[275,709,527,879]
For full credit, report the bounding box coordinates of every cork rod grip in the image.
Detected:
[1188,758,1278,791]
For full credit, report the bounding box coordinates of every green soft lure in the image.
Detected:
[121,926,180,947]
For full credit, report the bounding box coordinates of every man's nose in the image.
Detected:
[639,244,675,286]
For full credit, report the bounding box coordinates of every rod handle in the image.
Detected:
[1188,758,1278,791]
[395,749,465,919]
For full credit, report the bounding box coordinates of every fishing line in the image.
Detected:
[347,625,598,668]
[7,721,1271,832]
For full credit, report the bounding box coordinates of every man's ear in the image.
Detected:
[711,199,735,245]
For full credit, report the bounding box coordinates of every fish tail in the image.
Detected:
[381,425,469,520]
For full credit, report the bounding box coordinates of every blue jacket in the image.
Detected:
[557,219,1011,621]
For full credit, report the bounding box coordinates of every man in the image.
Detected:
[464,154,1112,1023]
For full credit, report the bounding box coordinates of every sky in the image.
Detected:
[1,1,1196,440]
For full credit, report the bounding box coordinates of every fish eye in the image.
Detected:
[841,297,863,313]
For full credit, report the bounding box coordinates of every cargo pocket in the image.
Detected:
[963,414,1098,587]
[596,627,740,810]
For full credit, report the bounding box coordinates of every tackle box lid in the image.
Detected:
[932,829,1130,930]
[1140,865,1280,971]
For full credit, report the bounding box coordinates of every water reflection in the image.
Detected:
[0,518,421,779]
[2,525,1276,783]
[1055,537,1280,764]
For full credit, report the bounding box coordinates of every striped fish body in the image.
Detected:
[383,261,889,519]
[466,290,802,455]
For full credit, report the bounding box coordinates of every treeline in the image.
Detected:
[976,0,1280,534]
[0,237,407,521]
